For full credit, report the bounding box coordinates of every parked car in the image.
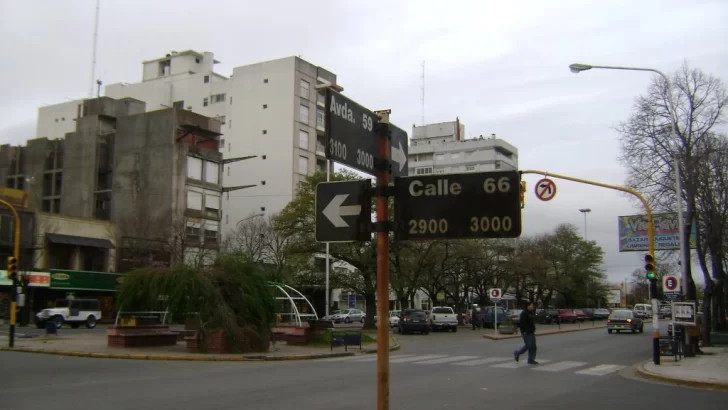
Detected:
[326,308,365,323]
[573,309,587,322]
[607,309,644,334]
[535,308,560,324]
[558,309,578,324]
[508,309,523,325]
[430,307,458,332]
[398,309,430,335]
[35,298,101,329]
[482,306,507,328]
[593,308,611,320]
[374,310,401,328]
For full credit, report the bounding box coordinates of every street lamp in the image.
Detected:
[569,62,686,366]
[578,208,591,241]
[235,212,265,230]
[568,63,688,294]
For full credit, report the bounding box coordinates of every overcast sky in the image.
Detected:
[1,0,727,284]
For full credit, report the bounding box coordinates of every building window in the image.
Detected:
[298,155,309,174]
[217,116,226,125]
[495,161,502,170]
[415,166,433,175]
[204,220,219,242]
[226,215,229,224]
[227,167,230,176]
[300,79,310,97]
[263,104,267,109]
[230,96,233,105]
[299,130,309,150]
[264,78,268,83]
[299,104,309,123]
[173,100,184,109]
[204,190,220,217]
[316,108,325,129]
[211,93,226,104]
[186,190,203,210]
[465,165,475,171]
[262,130,267,135]
[435,154,445,161]
[187,156,203,180]
[229,119,232,129]
[451,153,460,159]
[186,221,201,241]
[204,161,219,184]
[203,98,209,107]
[435,168,445,174]
[204,75,210,83]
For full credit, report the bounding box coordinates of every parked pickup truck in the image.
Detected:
[430,307,458,332]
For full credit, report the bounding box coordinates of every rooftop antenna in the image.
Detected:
[88,0,100,97]
[421,60,425,126]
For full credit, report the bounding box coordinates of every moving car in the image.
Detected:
[35,298,101,329]
[398,309,430,335]
[633,303,652,319]
[607,309,644,334]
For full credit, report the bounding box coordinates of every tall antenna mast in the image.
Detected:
[420,60,425,125]
[89,0,100,97]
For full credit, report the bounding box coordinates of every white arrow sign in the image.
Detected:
[322,194,362,228]
[391,141,407,172]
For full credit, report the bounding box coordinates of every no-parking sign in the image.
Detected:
[663,275,681,300]
[489,288,502,300]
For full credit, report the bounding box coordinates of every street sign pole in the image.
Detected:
[374,110,391,410]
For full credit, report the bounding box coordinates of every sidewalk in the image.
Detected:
[482,321,607,340]
[0,330,399,362]
[637,346,728,390]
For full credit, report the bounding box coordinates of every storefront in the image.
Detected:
[0,271,51,324]
[47,269,124,321]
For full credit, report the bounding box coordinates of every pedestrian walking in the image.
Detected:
[513,301,538,364]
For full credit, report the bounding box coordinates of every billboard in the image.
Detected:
[617,213,697,252]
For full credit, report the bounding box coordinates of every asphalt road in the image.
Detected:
[0,326,725,410]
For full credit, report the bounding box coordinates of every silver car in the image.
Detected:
[326,309,365,323]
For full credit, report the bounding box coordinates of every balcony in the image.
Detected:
[317,93,325,107]
[316,142,326,156]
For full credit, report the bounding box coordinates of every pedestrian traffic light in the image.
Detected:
[6,256,18,280]
[520,181,526,209]
[644,254,656,280]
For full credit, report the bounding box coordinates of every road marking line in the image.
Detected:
[491,359,552,369]
[349,354,415,363]
[575,364,626,376]
[452,357,512,366]
[532,361,589,372]
[390,354,447,363]
[413,355,479,365]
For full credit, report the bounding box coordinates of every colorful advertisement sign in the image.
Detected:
[0,271,51,287]
[617,213,697,252]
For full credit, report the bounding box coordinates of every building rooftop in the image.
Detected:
[142,50,220,65]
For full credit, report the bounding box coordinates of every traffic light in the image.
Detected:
[6,256,18,280]
[519,181,526,209]
[644,254,656,280]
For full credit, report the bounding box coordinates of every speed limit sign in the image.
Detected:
[489,288,502,300]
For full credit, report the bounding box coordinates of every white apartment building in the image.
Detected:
[35,50,335,239]
[408,119,519,176]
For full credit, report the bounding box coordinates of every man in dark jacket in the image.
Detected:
[513,301,538,364]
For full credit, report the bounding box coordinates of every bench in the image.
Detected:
[108,332,178,348]
[330,329,363,352]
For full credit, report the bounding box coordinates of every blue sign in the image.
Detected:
[347,294,356,308]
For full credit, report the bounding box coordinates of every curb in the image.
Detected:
[482,324,607,340]
[361,334,401,354]
[0,335,401,362]
[636,361,728,391]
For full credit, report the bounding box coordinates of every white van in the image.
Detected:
[633,304,652,319]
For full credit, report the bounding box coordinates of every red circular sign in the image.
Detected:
[535,178,557,201]
[664,276,678,291]
[490,289,501,298]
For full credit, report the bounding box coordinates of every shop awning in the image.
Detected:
[46,233,116,249]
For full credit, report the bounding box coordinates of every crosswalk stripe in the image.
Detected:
[452,357,512,366]
[390,354,447,363]
[532,361,589,372]
[413,355,479,365]
[491,359,552,369]
[349,354,416,362]
[575,364,626,376]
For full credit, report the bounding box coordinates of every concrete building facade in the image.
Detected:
[1,97,224,272]
[35,50,335,239]
[408,119,519,176]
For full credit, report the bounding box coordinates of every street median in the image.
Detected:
[482,322,607,340]
[0,333,400,362]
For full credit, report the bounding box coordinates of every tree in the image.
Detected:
[272,171,383,327]
[617,63,728,306]
[225,213,293,282]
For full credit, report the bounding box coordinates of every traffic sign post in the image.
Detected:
[535,178,557,201]
[324,88,408,177]
[393,171,522,241]
[489,288,502,335]
[315,180,372,243]
[663,275,681,300]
